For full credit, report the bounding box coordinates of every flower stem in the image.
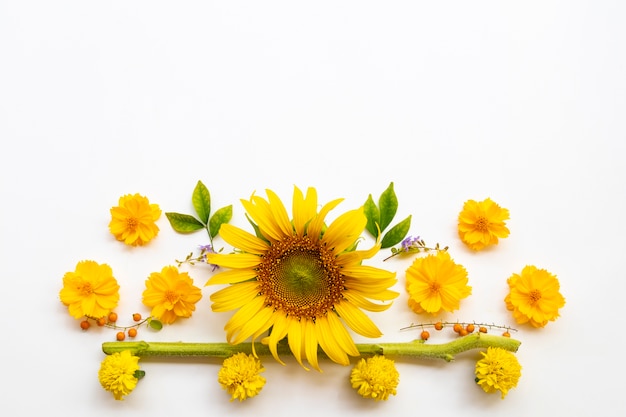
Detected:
[102,333,520,362]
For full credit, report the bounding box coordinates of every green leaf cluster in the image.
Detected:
[364,182,411,249]
[165,181,232,242]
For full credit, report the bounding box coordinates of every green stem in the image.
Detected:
[102,333,520,362]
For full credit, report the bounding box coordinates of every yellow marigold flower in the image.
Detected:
[98,350,141,400]
[109,193,161,246]
[405,251,471,315]
[475,347,522,399]
[206,187,398,371]
[350,355,399,401]
[218,353,266,402]
[142,266,202,324]
[59,260,120,319]
[505,265,565,328]
[457,198,510,251]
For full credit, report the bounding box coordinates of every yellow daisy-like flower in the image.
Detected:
[142,266,202,324]
[206,187,398,371]
[218,352,266,402]
[457,198,510,251]
[405,251,471,315]
[109,193,161,246]
[505,265,565,328]
[98,350,141,400]
[59,260,120,319]
[350,355,399,401]
[475,347,522,399]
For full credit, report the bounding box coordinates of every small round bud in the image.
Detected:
[420,330,430,340]
[108,312,118,323]
[132,313,142,322]
[80,320,90,330]
[116,331,125,341]
[128,328,138,338]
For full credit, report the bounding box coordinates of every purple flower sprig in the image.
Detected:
[383,236,448,261]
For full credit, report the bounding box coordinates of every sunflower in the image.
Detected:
[206,187,398,371]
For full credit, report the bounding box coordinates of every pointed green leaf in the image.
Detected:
[378,182,398,232]
[148,318,163,331]
[246,213,269,242]
[209,205,233,238]
[380,215,412,249]
[363,194,380,238]
[165,212,205,233]
[192,181,211,224]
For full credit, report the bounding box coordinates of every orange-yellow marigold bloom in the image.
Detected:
[475,347,522,399]
[59,260,120,319]
[109,193,161,246]
[206,186,398,371]
[505,265,565,328]
[458,198,510,251]
[142,266,202,324]
[98,350,141,400]
[405,251,472,315]
[218,353,266,402]
[350,355,399,401]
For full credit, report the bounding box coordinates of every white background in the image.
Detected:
[1,1,624,416]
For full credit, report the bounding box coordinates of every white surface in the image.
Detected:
[1,1,624,416]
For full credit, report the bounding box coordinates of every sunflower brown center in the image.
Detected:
[257,235,344,320]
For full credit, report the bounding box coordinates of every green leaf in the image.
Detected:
[363,194,380,238]
[246,213,269,242]
[380,215,412,249]
[209,205,233,238]
[165,212,205,233]
[378,182,398,232]
[148,318,163,331]
[133,370,146,380]
[192,180,211,224]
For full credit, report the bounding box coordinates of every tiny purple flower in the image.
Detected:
[401,236,421,252]
[198,244,219,271]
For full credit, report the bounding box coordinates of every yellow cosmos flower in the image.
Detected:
[475,347,522,399]
[350,355,399,401]
[59,260,120,319]
[98,350,141,400]
[505,265,565,328]
[458,198,510,250]
[218,353,266,402]
[109,193,161,246]
[405,251,471,315]
[142,266,202,324]
[206,187,398,371]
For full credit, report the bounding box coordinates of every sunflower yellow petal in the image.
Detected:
[207,253,261,269]
[316,316,350,365]
[225,297,266,343]
[232,304,274,345]
[210,282,260,312]
[304,319,321,372]
[292,186,317,236]
[335,301,382,338]
[343,290,394,312]
[306,198,344,240]
[322,208,367,253]
[267,314,290,365]
[265,189,294,237]
[287,317,306,369]
[219,224,269,254]
[205,268,258,286]
[326,312,360,357]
